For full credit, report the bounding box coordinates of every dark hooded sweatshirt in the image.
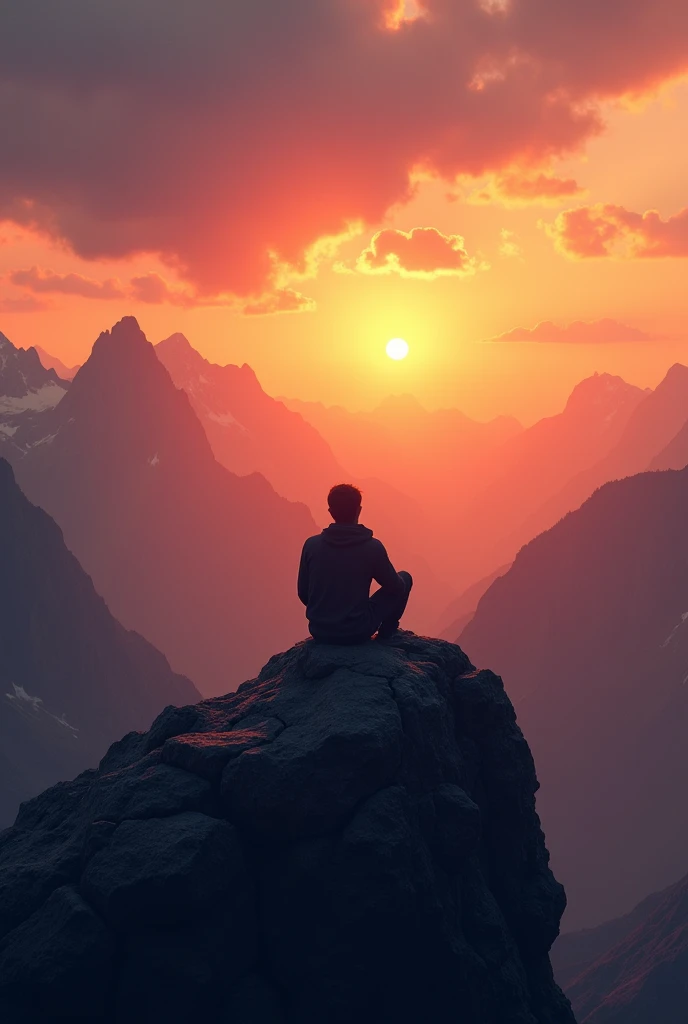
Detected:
[298,523,404,640]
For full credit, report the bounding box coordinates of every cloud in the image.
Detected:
[0,295,50,313]
[0,1,687,294]
[355,227,479,279]
[498,228,523,259]
[547,204,688,259]
[242,288,316,316]
[471,171,584,206]
[488,318,659,344]
[9,265,125,299]
[7,266,242,311]
[128,272,212,308]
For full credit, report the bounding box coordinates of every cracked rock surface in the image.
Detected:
[0,632,575,1024]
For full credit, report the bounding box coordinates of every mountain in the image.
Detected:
[0,633,575,1024]
[509,364,688,562]
[435,564,510,640]
[0,457,197,829]
[453,372,648,585]
[282,394,522,508]
[0,332,68,455]
[647,417,688,471]
[155,333,456,631]
[461,467,688,930]
[557,872,688,1023]
[8,317,317,695]
[155,333,344,514]
[33,346,80,381]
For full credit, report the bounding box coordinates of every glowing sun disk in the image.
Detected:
[386,338,409,360]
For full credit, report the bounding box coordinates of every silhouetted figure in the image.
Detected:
[298,483,413,644]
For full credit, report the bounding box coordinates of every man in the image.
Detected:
[298,483,413,644]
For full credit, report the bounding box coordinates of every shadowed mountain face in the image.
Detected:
[155,333,456,632]
[555,872,688,1023]
[0,633,575,1024]
[0,333,68,456]
[9,318,317,695]
[0,458,197,829]
[461,467,688,930]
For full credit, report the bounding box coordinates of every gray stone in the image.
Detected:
[161,718,284,782]
[81,811,247,928]
[221,669,403,839]
[0,886,115,1020]
[0,634,575,1024]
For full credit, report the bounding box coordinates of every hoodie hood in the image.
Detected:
[320,523,374,547]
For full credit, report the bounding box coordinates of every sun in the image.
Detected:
[386,338,409,360]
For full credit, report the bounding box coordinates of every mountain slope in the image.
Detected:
[562,872,688,1023]
[155,333,345,514]
[647,416,688,472]
[10,318,316,695]
[0,634,575,1024]
[34,346,80,381]
[460,467,688,929]
[454,373,648,583]
[509,364,688,558]
[0,457,197,828]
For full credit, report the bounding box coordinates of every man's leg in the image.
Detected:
[369,571,413,638]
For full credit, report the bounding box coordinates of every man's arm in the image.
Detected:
[371,541,405,594]
[297,543,310,606]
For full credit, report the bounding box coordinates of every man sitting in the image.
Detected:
[298,483,413,644]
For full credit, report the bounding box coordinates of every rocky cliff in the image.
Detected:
[0,634,574,1024]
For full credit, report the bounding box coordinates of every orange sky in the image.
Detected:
[1,3,687,426]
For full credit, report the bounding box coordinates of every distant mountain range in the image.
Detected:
[34,345,80,380]
[4,318,316,694]
[461,466,688,930]
[502,364,688,572]
[155,332,456,631]
[451,372,650,584]
[0,457,197,828]
[553,870,688,1023]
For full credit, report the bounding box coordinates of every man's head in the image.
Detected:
[327,483,362,524]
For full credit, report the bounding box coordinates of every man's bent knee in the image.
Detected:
[398,570,413,589]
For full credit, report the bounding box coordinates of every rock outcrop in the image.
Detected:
[0,634,574,1024]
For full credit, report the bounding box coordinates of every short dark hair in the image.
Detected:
[328,483,362,522]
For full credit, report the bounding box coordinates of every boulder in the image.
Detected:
[0,633,575,1024]
[0,886,115,1022]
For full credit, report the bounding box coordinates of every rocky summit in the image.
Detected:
[0,634,574,1024]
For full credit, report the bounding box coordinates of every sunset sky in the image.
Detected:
[1,0,688,424]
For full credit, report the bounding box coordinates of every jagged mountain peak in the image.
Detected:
[567,371,632,400]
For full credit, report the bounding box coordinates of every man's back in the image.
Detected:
[298,523,402,641]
